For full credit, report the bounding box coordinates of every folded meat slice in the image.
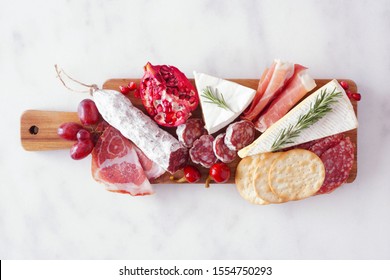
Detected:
[242,60,294,121]
[134,146,165,181]
[91,126,154,196]
[243,63,275,116]
[254,65,316,132]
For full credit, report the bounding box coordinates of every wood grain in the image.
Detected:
[20,78,358,184]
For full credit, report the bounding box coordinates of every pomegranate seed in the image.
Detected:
[351,93,361,101]
[346,90,352,98]
[176,111,183,118]
[119,85,130,95]
[340,81,349,90]
[156,104,163,112]
[133,89,140,98]
[162,100,170,107]
[127,82,137,91]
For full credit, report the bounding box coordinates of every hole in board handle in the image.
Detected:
[29,125,39,135]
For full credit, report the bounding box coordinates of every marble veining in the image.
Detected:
[1,0,390,259]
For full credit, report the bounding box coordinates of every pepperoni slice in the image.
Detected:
[189,135,218,168]
[213,133,237,163]
[176,118,207,148]
[225,120,256,151]
[309,133,345,157]
[317,137,355,194]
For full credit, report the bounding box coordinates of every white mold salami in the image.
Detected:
[93,89,188,174]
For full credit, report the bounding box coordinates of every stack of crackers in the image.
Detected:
[236,149,325,204]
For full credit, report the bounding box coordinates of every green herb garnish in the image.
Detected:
[201,86,232,112]
[271,88,342,151]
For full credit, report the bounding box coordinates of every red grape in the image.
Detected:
[57,122,83,141]
[76,129,91,141]
[70,139,94,160]
[78,99,100,125]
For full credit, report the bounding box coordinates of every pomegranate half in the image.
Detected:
[139,62,199,127]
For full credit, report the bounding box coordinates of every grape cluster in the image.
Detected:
[57,99,105,160]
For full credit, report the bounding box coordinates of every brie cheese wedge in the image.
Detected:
[193,72,256,134]
[238,79,358,157]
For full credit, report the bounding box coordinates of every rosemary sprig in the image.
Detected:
[201,86,232,112]
[270,88,342,151]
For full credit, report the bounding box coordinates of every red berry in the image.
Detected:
[346,90,352,98]
[127,82,137,91]
[76,129,91,141]
[57,122,83,141]
[340,81,349,90]
[119,85,131,95]
[70,139,94,160]
[183,165,201,183]
[209,163,231,183]
[78,99,100,125]
[351,93,361,101]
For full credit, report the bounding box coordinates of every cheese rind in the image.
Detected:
[194,72,256,134]
[238,80,358,157]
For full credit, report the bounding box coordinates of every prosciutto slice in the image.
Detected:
[91,126,154,196]
[254,65,316,132]
[242,60,294,121]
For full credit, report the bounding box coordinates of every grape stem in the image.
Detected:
[55,65,98,95]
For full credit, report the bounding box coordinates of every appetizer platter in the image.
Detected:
[20,60,360,204]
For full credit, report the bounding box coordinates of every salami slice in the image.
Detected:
[317,137,354,194]
[213,133,237,163]
[176,118,207,148]
[225,120,256,151]
[281,138,320,152]
[309,133,344,157]
[190,135,218,168]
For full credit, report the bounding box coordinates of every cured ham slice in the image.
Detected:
[134,146,165,180]
[254,65,316,132]
[242,60,294,121]
[244,63,275,115]
[91,126,154,196]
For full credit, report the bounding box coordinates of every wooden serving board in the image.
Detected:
[21,79,358,184]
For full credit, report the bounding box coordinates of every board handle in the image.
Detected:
[20,110,80,151]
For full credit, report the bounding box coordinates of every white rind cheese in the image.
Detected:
[193,72,256,134]
[238,79,358,157]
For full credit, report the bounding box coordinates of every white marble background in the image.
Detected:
[1,0,389,259]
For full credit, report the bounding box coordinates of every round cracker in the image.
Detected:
[252,152,285,203]
[235,155,268,205]
[268,149,325,201]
